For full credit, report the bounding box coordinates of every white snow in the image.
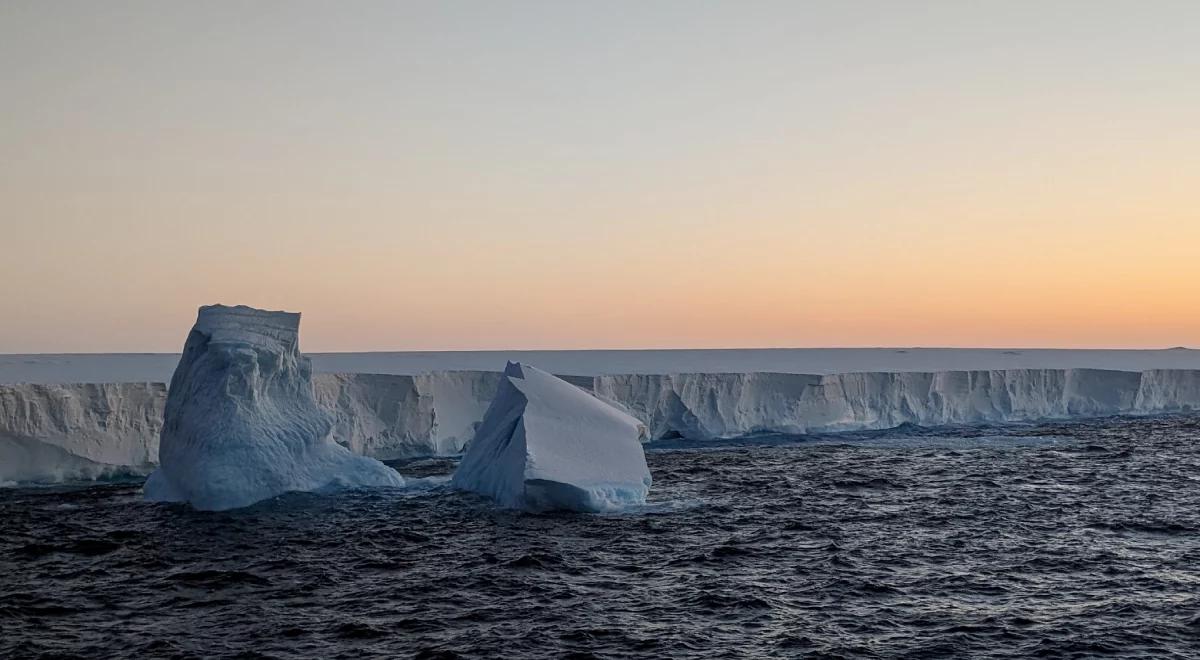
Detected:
[451,363,652,512]
[5,347,1200,384]
[143,305,403,510]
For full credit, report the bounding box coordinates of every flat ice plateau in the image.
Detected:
[3,347,1200,485]
[452,363,651,512]
[142,306,403,510]
[3,347,1199,384]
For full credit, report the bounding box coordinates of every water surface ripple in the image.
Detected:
[4,415,1200,658]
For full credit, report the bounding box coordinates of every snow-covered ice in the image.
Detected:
[452,363,652,512]
[593,368,1155,438]
[4,342,1200,485]
[143,305,403,511]
[313,371,499,459]
[0,382,164,484]
[6,347,1200,385]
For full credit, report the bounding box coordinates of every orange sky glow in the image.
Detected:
[2,2,1197,352]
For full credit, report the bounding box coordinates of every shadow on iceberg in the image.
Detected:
[1,434,151,486]
[451,362,652,513]
[143,305,404,511]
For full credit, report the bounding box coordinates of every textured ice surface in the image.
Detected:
[0,382,164,484]
[594,368,1157,438]
[5,361,1200,484]
[313,371,499,459]
[143,305,403,511]
[1135,369,1200,411]
[452,363,651,512]
[0,382,164,464]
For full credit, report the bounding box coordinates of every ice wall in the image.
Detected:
[1135,370,1200,412]
[4,367,1200,485]
[592,369,1149,437]
[592,372,821,439]
[0,382,165,484]
[143,305,403,510]
[313,371,499,459]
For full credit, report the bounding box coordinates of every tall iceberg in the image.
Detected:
[144,305,404,511]
[451,362,651,512]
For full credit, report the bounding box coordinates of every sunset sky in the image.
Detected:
[2,1,1198,352]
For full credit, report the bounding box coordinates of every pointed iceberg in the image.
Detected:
[451,362,651,512]
[144,305,403,511]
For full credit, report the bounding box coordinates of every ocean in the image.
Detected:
[4,414,1200,658]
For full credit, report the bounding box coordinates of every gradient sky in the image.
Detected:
[2,1,1198,352]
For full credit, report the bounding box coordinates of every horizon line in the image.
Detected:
[1,345,1194,357]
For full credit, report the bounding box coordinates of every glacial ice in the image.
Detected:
[8,348,1200,385]
[0,382,165,466]
[142,305,403,511]
[4,361,1200,485]
[1135,370,1200,411]
[314,371,499,459]
[0,435,147,485]
[0,382,164,484]
[451,363,652,512]
[592,368,1152,438]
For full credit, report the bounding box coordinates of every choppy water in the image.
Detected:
[4,415,1200,658]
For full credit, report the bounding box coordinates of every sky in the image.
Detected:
[2,0,1198,353]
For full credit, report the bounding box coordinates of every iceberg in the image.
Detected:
[143,305,403,511]
[451,362,652,512]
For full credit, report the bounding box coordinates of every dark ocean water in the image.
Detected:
[4,415,1200,659]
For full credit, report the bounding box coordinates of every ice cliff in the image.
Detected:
[142,305,403,510]
[4,365,1200,485]
[592,368,1152,438]
[0,383,165,484]
[451,363,651,512]
[313,371,500,459]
